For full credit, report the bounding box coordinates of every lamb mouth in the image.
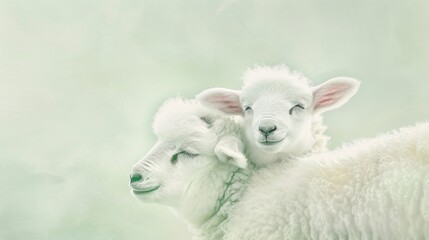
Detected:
[133,186,160,195]
[259,139,284,146]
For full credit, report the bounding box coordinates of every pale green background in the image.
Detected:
[1,0,428,239]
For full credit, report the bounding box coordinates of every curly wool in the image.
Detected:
[144,99,429,240]
[310,114,329,154]
[224,122,429,240]
[174,116,429,239]
[242,65,311,88]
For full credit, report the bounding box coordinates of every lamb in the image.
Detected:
[130,98,249,240]
[197,65,360,166]
[130,98,429,240]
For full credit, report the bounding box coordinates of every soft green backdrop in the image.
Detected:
[1,0,428,239]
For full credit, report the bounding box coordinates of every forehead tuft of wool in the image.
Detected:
[152,98,214,139]
[242,65,311,87]
[241,65,313,103]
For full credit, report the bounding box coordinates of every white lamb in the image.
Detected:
[130,98,429,240]
[197,65,360,166]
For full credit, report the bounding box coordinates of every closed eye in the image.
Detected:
[289,104,305,115]
[171,151,199,164]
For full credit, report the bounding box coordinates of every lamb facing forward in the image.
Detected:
[130,98,429,240]
[197,65,360,166]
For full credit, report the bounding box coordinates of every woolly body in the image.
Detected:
[131,99,429,240]
[226,122,429,240]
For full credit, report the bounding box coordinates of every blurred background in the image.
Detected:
[1,0,428,239]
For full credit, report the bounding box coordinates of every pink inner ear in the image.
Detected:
[218,102,243,113]
[315,98,334,108]
[219,105,242,113]
[314,83,352,109]
[205,95,242,114]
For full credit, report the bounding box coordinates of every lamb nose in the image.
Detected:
[259,125,277,136]
[130,173,143,183]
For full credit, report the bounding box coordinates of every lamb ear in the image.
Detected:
[215,136,247,168]
[311,77,361,114]
[196,88,243,115]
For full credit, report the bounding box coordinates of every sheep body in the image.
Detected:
[226,122,429,240]
[131,99,429,240]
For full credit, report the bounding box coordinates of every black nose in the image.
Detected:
[259,125,277,136]
[130,173,143,183]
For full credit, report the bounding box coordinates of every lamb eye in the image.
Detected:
[170,152,181,164]
[289,104,305,115]
[170,151,198,164]
[244,106,252,112]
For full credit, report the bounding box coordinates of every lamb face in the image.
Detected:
[130,99,247,208]
[130,137,214,206]
[240,76,314,155]
[130,101,218,206]
[197,65,360,166]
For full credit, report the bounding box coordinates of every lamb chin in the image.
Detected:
[131,188,161,202]
[257,141,285,153]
